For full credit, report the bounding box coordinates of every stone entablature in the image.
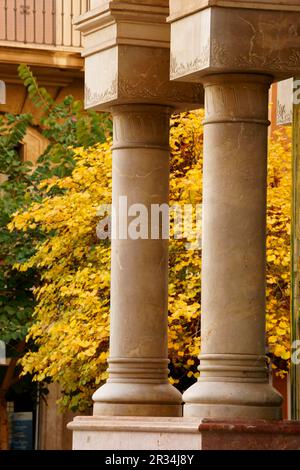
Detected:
[74,0,203,111]
[169,0,300,22]
[76,0,170,55]
[169,1,300,82]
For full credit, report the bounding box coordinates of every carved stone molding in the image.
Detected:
[84,44,204,111]
[76,0,203,111]
[75,0,170,56]
[85,78,118,108]
[170,42,210,80]
[117,46,203,108]
[211,40,300,73]
[112,104,170,149]
[204,74,271,124]
[182,73,282,419]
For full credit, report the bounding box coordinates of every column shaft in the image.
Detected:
[93,104,182,416]
[183,74,283,419]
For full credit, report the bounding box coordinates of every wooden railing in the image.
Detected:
[0,0,90,50]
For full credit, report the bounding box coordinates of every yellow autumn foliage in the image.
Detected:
[266,126,292,377]
[9,112,292,410]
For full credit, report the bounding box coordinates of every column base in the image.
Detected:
[92,382,183,417]
[68,416,300,450]
[93,403,182,417]
[184,404,281,420]
[183,381,282,420]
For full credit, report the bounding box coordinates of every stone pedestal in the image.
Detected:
[68,417,300,450]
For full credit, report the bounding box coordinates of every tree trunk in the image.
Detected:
[0,392,9,450]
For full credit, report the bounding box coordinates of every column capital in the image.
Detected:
[111,104,171,151]
[168,0,300,82]
[203,73,272,125]
[76,0,170,53]
[74,0,203,112]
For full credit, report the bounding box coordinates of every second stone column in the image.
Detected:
[182,74,283,419]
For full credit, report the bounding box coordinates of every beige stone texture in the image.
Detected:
[69,416,202,450]
[169,2,300,81]
[74,0,203,111]
[70,0,295,434]
[68,416,300,450]
[169,0,300,21]
[168,0,300,21]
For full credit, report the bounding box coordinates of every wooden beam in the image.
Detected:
[0,45,84,70]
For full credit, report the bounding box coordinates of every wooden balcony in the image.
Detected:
[0,0,90,51]
[0,1,90,69]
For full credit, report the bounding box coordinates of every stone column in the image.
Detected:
[74,0,203,417]
[182,74,282,419]
[167,0,300,420]
[93,104,182,416]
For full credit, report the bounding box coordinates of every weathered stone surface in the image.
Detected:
[169,1,300,81]
[168,0,292,421]
[68,417,300,450]
[75,0,203,110]
[169,0,300,21]
[83,46,203,110]
[70,0,293,437]
[200,419,300,450]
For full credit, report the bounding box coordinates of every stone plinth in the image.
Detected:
[199,420,300,450]
[68,417,300,450]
